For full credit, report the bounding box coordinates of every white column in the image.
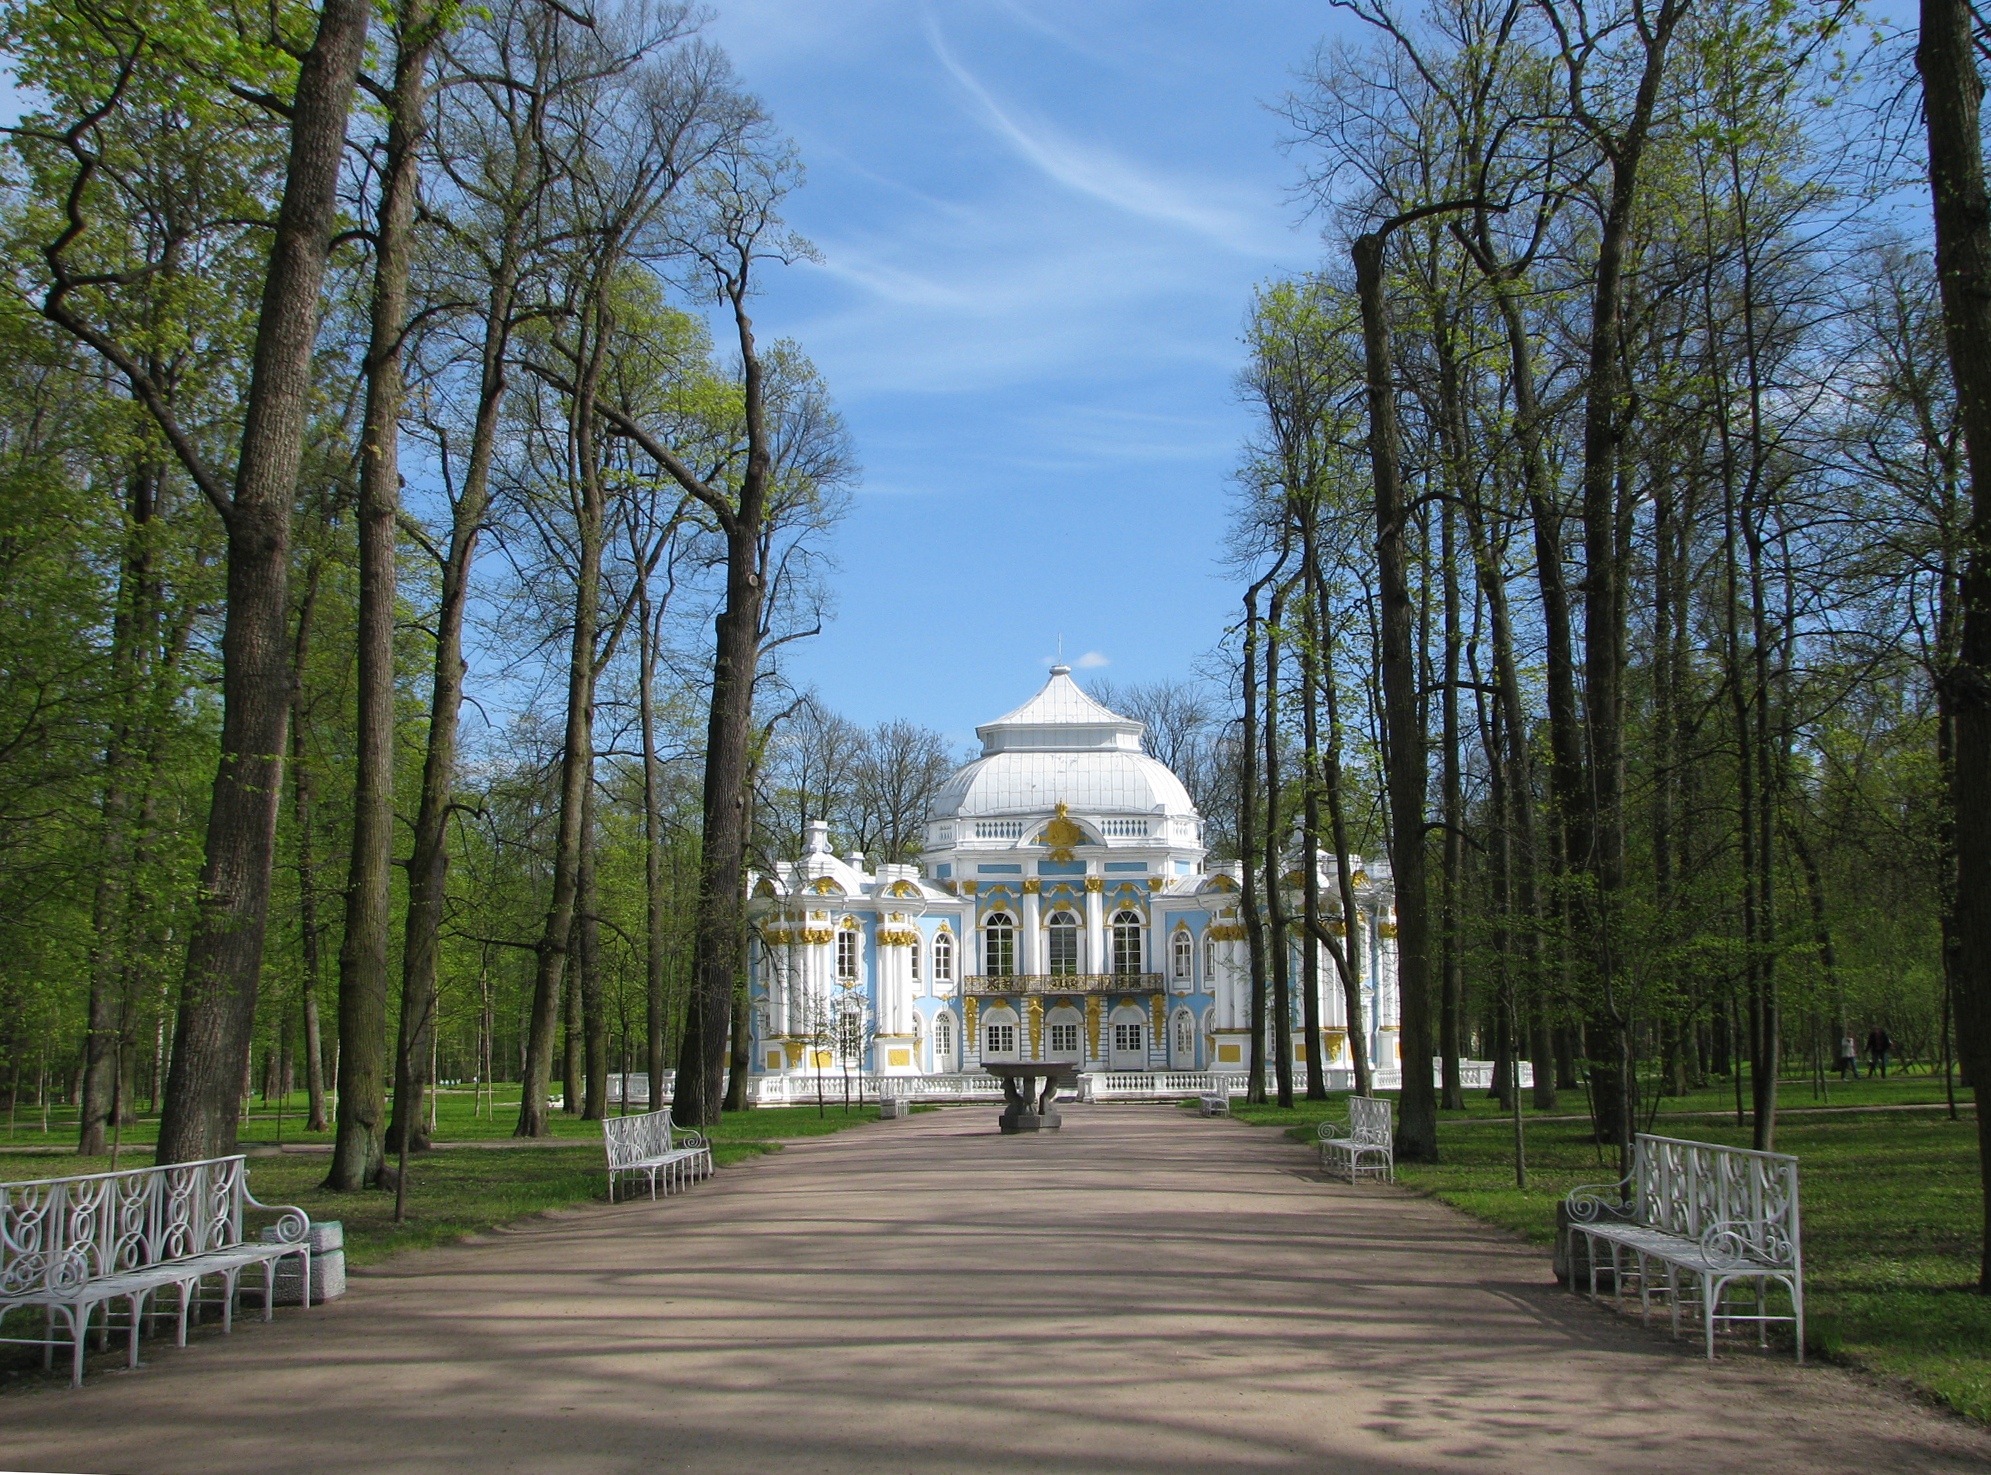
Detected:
[1084,878,1105,974]
[1022,887,1042,975]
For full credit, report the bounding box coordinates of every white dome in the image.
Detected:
[930,749,1195,819]
[927,668,1199,820]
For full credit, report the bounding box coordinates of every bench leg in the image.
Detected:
[127,1290,148,1369]
[1703,1273,1718,1361]
[71,1305,88,1388]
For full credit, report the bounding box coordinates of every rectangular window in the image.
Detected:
[910,938,922,981]
[986,1024,1016,1054]
[985,928,1014,977]
[836,930,859,980]
[1049,1022,1079,1054]
[1114,1023,1144,1054]
[1172,933,1192,980]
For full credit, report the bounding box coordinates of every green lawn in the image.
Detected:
[1225,1076,1990,1425]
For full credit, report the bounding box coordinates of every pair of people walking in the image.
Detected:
[1837,1027,1893,1079]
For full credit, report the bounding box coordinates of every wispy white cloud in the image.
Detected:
[923,15,1282,258]
[1075,651,1111,669]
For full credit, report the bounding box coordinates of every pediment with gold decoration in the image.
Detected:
[1035,801,1090,862]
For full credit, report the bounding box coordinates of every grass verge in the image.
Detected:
[0,1099,898,1383]
[1222,1081,1989,1425]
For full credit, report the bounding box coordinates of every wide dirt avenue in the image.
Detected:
[6,1105,1988,1474]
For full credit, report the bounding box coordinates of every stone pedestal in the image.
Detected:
[261,1219,346,1304]
[982,1061,1081,1134]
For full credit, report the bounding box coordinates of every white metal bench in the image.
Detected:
[0,1155,311,1386]
[1317,1096,1393,1182]
[602,1109,713,1201]
[1563,1133,1804,1361]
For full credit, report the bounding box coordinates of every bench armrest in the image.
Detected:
[243,1191,311,1244]
[1315,1119,1348,1141]
[1563,1176,1635,1224]
[674,1130,709,1152]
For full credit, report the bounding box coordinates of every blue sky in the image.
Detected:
[702,1,1338,746]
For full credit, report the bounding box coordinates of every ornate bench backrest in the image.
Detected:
[2,1156,251,1294]
[602,1109,676,1169]
[1633,1134,1800,1268]
[1349,1095,1393,1147]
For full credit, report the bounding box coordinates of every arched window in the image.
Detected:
[1203,931,1217,979]
[1175,1012,1194,1056]
[1172,930,1193,983]
[935,1013,954,1060]
[984,912,1016,977]
[836,928,859,981]
[1111,910,1144,976]
[1046,909,1080,975]
[933,931,954,984]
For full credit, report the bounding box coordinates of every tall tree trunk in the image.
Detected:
[155,0,370,1164]
[1317,594,1373,1099]
[515,314,607,1137]
[1265,583,1295,1109]
[638,559,670,1102]
[1353,224,1437,1160]
[1918,0,1991,1289]
[1553,0,1686,1172]
[290,554,330,1133]
[80,459,161,1154]
[1297,557,1329,1101]
[1438,481,1466,1112]
[330,0,439,1190]
[579,777,607,1120]
[1241,582,1271,1107]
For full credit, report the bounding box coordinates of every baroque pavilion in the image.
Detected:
[745,667,1403,1085]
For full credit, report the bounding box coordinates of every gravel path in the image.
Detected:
[5,1103,1987,1474]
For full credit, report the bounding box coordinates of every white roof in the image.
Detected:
[930,749,1195,818]
[930,668,1198,820]
[977,668,1143,752]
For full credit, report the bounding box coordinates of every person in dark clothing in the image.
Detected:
[1866,1027,1893,1079]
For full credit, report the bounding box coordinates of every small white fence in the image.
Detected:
[603,1059,1529,1108]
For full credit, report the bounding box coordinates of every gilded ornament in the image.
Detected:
[1351,870,1369,887]
[1084,876,1104,893]
[1147,877,1164,891]
[888,879,919,897]
[1037,801,1087,861]
[1379,922,1398,939]
[961,881,977,895]
[753,877,778,898]
[811,876,842,895]
[1022,878,1042,894]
